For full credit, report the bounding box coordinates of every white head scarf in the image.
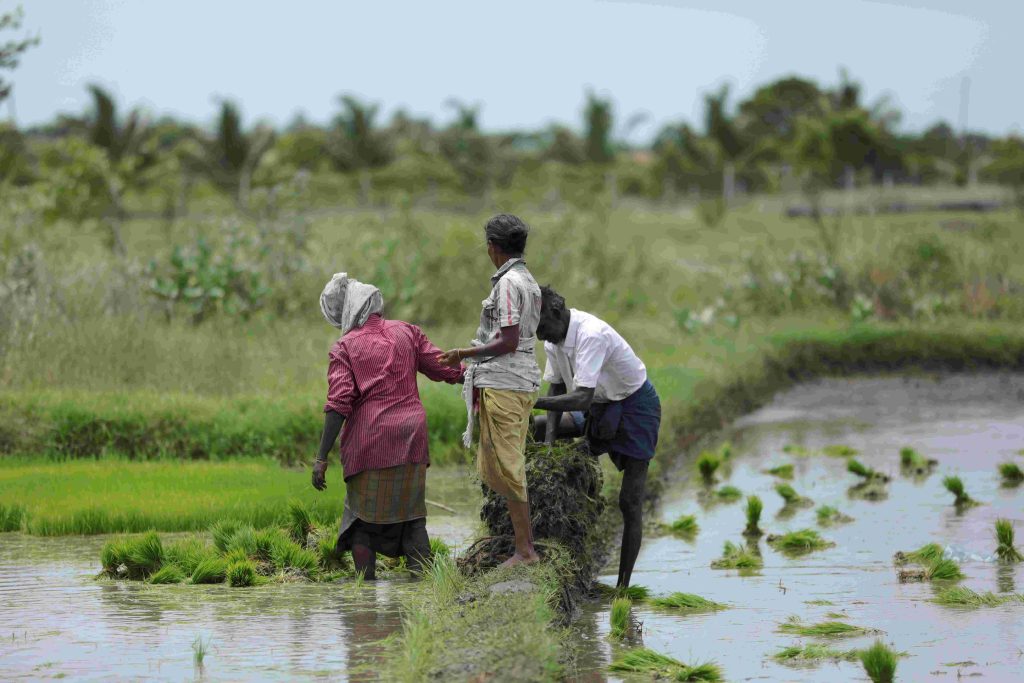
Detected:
[319,273,384,334]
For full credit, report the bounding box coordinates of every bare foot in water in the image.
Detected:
[498,551,540,569]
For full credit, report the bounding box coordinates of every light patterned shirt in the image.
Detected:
[470,258,542,391]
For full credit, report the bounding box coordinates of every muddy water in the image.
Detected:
[0,467,482,681]
[579,373,1024,681]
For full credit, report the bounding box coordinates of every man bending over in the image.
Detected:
[533,286,661,589]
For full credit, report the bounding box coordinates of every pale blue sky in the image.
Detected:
[10,0,1022,141]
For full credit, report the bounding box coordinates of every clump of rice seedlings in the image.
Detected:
[767,529,835,555]
[696,451,721,484]
[804,599,835,606]
[823,444,858,457]
[816,505,853,527]
[783,444,812,457]
[287,500,315,544]
[192,635,210,666]
[597,583,650,601]
[711,541,762,570]
[125,531,164,578]
[100,537,133,575]
[717,441,733,460]
[227,559,257,587]
[148,564,185,584]
[651,592,727,612]
[897,567,926,583]
[164,538,215,576]
[316,534,344,570]
[609,648,722,682]
[847,458,888,482]
[999,462,1024,485]
[899,447,936,476]
[859,639,898,683]
[270,538,319,574]
[931,586,1024,607]
[847,478,889,501]
[210,520,241,553]
[609,597,633,639]
[893,542,944,566]
[743,496,763,537]
[190,557,228,584]
[716,485,742,502]
[0,503,26,532]
[775,483,812,507]
[924,558,964,582]
[778,616,880,638]
[943,475,977,507]
[765,464,794,480]
[773,643,858,664]
[429,537,451,558]
[669,514,699,538]
[995,518,1023,562]
[423,552,464,604]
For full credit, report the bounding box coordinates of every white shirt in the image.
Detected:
[542,309,647,402]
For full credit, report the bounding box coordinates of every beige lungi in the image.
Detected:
[477,388,538,503]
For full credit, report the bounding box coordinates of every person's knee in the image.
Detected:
[618,491,642,520]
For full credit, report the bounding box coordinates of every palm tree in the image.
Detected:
[192,100,274,209]
[704,85,748,204]
[328,95,393,205]
[439,99,495,199]
[583,90,615,165]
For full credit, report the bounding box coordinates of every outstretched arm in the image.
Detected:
[535,386,595,414]
[312,410,345,491]
[416,327,465,383]
[439,324,520,366]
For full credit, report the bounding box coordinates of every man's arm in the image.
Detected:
[543,382,566,445]
[439,324,519,366]
[312,410,346,490]
[535,386,595,413]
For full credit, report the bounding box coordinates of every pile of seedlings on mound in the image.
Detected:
[891,542,964,583]
[468,441,608,617]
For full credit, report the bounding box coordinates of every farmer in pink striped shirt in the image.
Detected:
[312,273,464,579]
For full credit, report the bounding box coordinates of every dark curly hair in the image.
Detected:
[484,214,529,256]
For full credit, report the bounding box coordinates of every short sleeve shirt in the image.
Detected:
[542,309,647,402]
[472,258,542,391]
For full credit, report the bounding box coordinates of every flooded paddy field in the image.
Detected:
[579,373,1024,681]
[0,469,482,681]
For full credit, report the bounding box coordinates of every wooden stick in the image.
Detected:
[425,498,457,514]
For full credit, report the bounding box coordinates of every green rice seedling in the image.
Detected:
[192,635,210,666]
[317,534,345,570]
[164,538,216,576]
[943,476,976,507]
[778,616,880,638]
[269,538,319,573]
[100,536,133,574]
[609,597,633,639]
[899,447,936,476]
[676,662,724,682]
[227,559,257,587]
[931,586,1024,607]
[717,441,733,460]
[423,552,464,605]
[0,503,26,532]
[148,564,185,584]
[190,557,228,584]
[816,506,853,527]
[429,537,451,558]
[287,499,315,544]
[744,496,763,537]
[716,485,742,502]
[924,558,964,582]
[125,531,164,578]
[767,529,835,555]
[696,452,721,484]
[804,599,835,606]
[669,514,699,538]
[899,447,918,467]
[711,541,762,570]
[773,643,858,664]
[651,592,727,612]
[210,520,241,553]
[823,444,858,457]
[995,518,1024,562]
[775,483,811,507]
[765,464,794,480]
[783,444,812,457]
[595,584,649,601]
[847,458,875,479]
[893,542,944,566]
[999,462,1024,485]
[859,639,898,683]
[609,648,723,682]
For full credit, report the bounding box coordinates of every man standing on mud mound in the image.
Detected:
[533,286,661,589]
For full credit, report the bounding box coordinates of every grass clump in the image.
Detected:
[999,462,1024,485]
[931,586,1024,607]
[192,635,210,666]
[164,538,216,576]
[270,538,319,573]
[767,529,835,556]
[773,643,858,664]
[711,541,762,570]
[668,514,699,538]
[783,444,812,457]
[715,485,742,502]
[899,447,936,476]
[596,583,650,602]
[286,499,315,544]
[211,520,241,553]
[743,496,763,537]
[847,458,880,480]
[894,542,943,566]
[125,531,164,578]
[696,451,721,484]
[609,597,633,639]
[227,559,257,587]
[823,444,858,457]
[924,558,964,582]
[778,616,880,638]
[816,505,853,526]
[100,537,133,574]
[429,537,451,558]
[943,475,977,507]
[148,564,185,584]
[190,557,228,584]
[859,639,898,683]
[995,518,1023,562]
[609,648,722,682]
[775,483,812,507]
[765,464,794,480]
[0,503,26,532]
[651,592,727,612]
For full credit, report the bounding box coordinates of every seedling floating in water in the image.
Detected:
[783,444,812,457]
[192,635,211,667]
[923,558,964,582]
[778,616,881,638]
[823,444,858,457]
[767,529,835,556]
[816,505,854,527]
[743,496,763,537]
[943,476,978,507]
[711,541,762,570]
[667,514,699,539]
[609,597,634,639]
[715,485,742,502]
[608,648,723,682]
[859,639,898,683]
[651,592,728,612]
[893,542,943,566]
[995,518,1023,562]
[899,447,937,476]
[931,586,1024,608]
[775,483,813,508]
[847,458,889,482]
[764,464,794,480]
[999,462,1024,485]
[773,643,859,664]
[696,451,721,484]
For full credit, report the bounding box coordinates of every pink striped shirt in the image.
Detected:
[324,314,463,478]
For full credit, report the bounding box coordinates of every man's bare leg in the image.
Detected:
[500,499,540,568]
[616,456,649,588]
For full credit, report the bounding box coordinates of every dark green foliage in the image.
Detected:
[190,557,228,584]
[711,541,762,570]
[744,496,763,537]
[0,503,25,532]
[995,518,1023,562]
[651,592,727,612]
[999,462,1024,484]
[148,564,185,584]
[859,640,898,683]
[227,559,257,587]
[943,475,976,506]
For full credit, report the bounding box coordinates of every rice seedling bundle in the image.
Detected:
[999,462,1024,484]
[190,557,228,584]
[715,485,742,502]
[859,640,898,683]
[711,541,762,570]
[744,496,763,537]
[775,483,811,506]
[270,537,319,573]
[943,476,975,506]
[609,597,633,639]
[995,518,1023,562]
[211,520,242,553]
[164,538,216,576]
[783,444,812,457]
[125,531,164,578]
[816,505,853,526]
[773,644,858,664]
[923,558,964,582]
[767,529,835,555]
[931,586,1024,607]
[651,592,727,612]
[765,464,794,480]
[823,445,858,457]
[669,514,699,537]
[778,616,880,638]
[287,499,315,544]
[148,564,185,584]
[608,648,722,682]
[696,452,721,483]
[227,559,257,587]
[894,542,943,566]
